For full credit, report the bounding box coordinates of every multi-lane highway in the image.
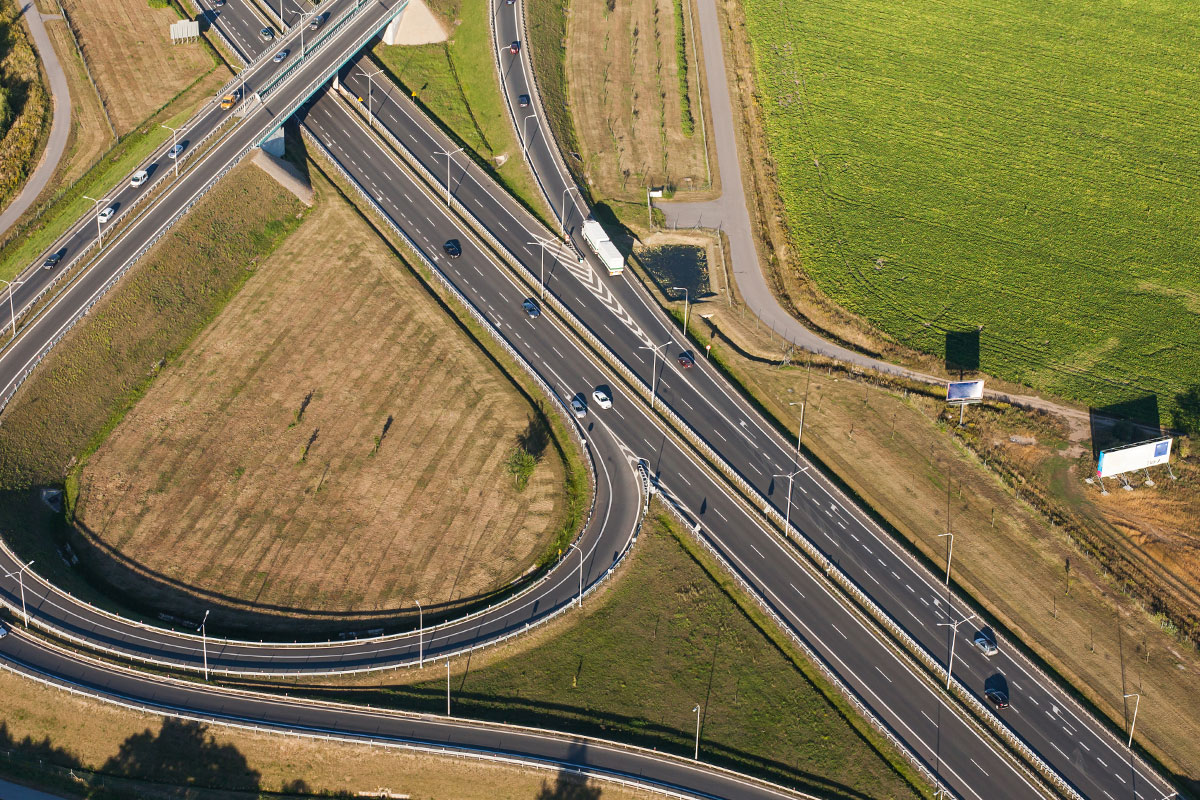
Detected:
[0,1,1180,798]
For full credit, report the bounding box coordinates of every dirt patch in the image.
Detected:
[566,0,710,202]
[75,177,567,634]
[59,0,213,135]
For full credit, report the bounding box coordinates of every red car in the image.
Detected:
[510,40,521,54]
[677,351,695,369]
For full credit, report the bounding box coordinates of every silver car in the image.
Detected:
[973,631,998,657]
[570,395,587,418]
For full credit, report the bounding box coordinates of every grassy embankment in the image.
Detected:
[0,163,307,619]
[633,248,1200,783]
[0,0,226,281]
[0,0,50,212]
[369,0,550,225]
[740,0,1200,426]
[71,164,572,635]
[254,510,924,800]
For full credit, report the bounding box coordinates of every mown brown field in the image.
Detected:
[59,0,214,135]
[75,178,567,632]
[566,0,711,201]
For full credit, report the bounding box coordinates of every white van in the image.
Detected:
[130,169,149,188]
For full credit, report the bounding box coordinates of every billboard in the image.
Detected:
[1097,437,1173,479]
[947,380,985,404]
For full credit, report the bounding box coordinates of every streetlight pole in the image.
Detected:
[2,559,35,627]
[436,146,464,207]
[568,542,582,607]
[560,186,580,238]
[522,112,537,161]
[774,468,802,537]
[198,609,210,681]
[446,658,451,715]
[938,532,954,586]
[82,195,109,247]
[297,8,317,57]
[671,286,690,333]
[1124,693,1140,748]
[639,342,669,411]
[0,278,26,338]
[692,704,701,760]
[356,67,384,127]
[160,125,180,178]
[416,599,423,668]
[937,611,976,690]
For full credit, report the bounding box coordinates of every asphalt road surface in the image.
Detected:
[0,2,1179,799]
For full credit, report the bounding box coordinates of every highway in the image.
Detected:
[0,0,1179,798]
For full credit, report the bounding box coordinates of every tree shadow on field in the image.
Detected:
[0,721,83,769]
[518,403,552,460]
[1088,395,1162,460]
[536,748,602,799]
[1172,384,1200,436]
[101,719,261,790]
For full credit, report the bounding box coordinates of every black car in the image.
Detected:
[985,688,1009,710]
[443,239,462,258]
[518,93,531,108]
[522,298,541,318]
[309,12,326,29]
[42,251,63,269]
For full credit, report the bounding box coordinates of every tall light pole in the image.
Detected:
[356,67,384,127]
[774,467,802,537]
[415,599,423,667]
[1124,693,1140,748]
[160,124,181,178]
[640,341,669,411]
[528,235,571,300]
[436,146,464,207]
[82,195,110,247]
[937,610,976,690]
[2,559,35,627]
[568,542,582,607]
[198,609,210,681]
[692,704,701,760]
[671,286,690,333]
[0,278,27,338]
[560,186,581,238]
[446,658,451,715]
[938,532,954,586]
[521,112,537,161]
[297,9,317,57]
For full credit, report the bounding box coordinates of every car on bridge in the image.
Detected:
[273,49,290,63]
[522,298,541,318]
[309,13,327,29]
[260,27,274,41]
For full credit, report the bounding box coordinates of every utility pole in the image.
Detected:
[640,342,669,411]
[436,146,464,207]
[356,67,385,127]
[1124,693,1140,748]
[692,704,701,760]
[82,195,110,246]
[0,278,26,338]
[671,286,690,333]
[416,599,423,668]
[937,610,976,689]
[2,559,35,626]
[938,532,954,586]
[568,542,583,607]
[160,124,181,178]
[198,609,210,681]
[774,467,802,537]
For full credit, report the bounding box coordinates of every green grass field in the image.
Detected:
[744,0,1200,426]
[289,512,922,799]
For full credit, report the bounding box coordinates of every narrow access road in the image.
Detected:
[0,1,72,237]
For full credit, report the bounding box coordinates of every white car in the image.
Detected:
[168,143,184,159]
[592,387,612,409]
[570,395,587,418]
[97,206,115,224]
[130,169,148,187]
